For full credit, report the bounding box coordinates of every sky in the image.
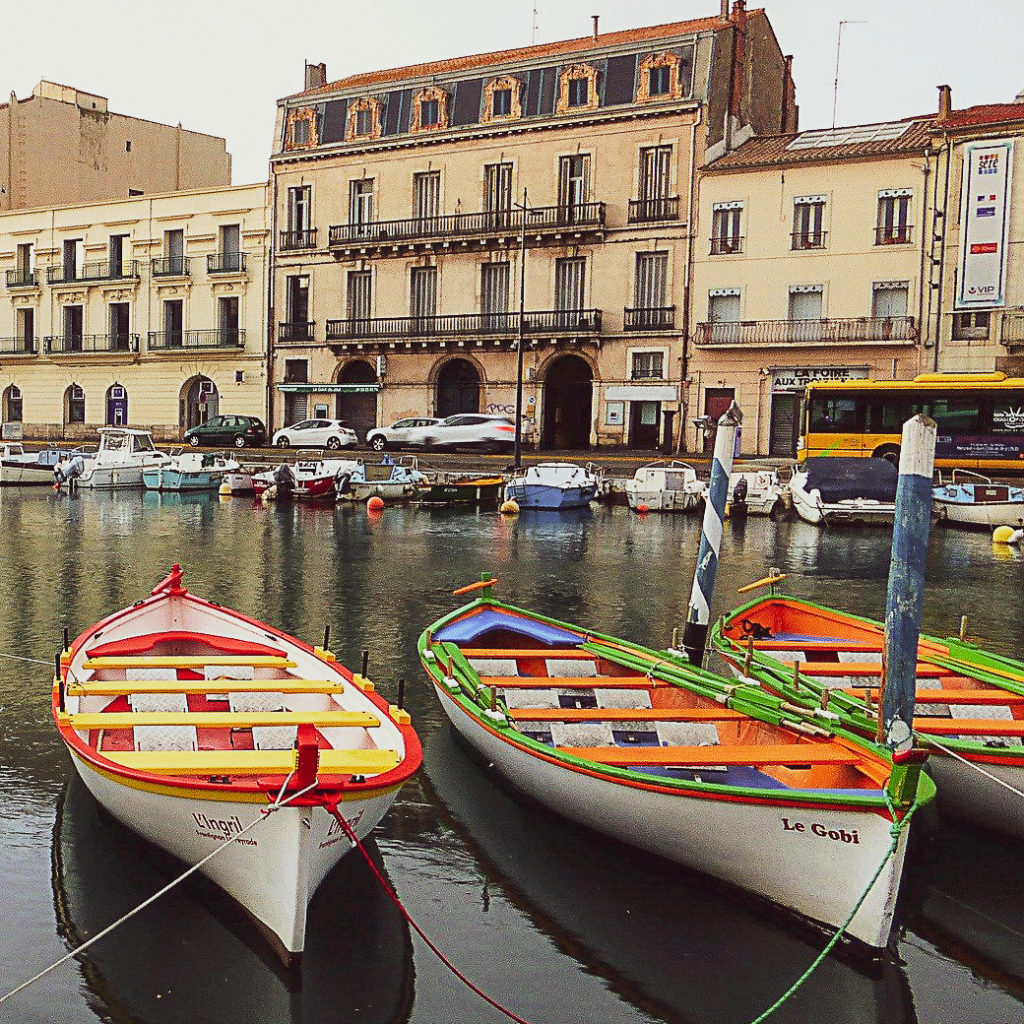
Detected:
[5,1,1023,184]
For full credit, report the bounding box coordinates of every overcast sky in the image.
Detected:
[6,1,1022,184]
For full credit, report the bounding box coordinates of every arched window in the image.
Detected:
[65,384,86,425]
[2,385,22,423]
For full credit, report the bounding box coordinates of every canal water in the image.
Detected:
[1,487,1023,1024]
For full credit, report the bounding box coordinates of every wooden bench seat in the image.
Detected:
[556,743,861,767]
[66,679,345,697]
[96,747,401,776]
[840,687,1024,704]
[69,710,380,730]
[509,707,746,723]
[915,718,1024,736]
[791,661,949,677]
[82,655,297,670]
[742,639,882,653]
[459,648,593,659]
[478,676,656,689]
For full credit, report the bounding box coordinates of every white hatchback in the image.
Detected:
[272,419,358,450]
[404,414,517,452]
[366,417,442,452]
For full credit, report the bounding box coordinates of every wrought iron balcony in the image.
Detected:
[624,306,676,331]
[207,252,247,274]
[0,336,37,354]
[694,316,917,347]
[710,236,744,255]
[147,329,245,351]
[279,229,317,251]
[46,260,140,284]
[1001,314,1024,347]
[328,202,606,251]
[325,309,602,341]
[45,333,139,354]
[152,256,191,278]
[874,225,914,245]
[278,321,316,343]
[627,197,680,224]
[790,231,827,251]
[5,269,38,289]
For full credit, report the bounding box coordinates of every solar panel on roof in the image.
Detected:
[787,122,910,151]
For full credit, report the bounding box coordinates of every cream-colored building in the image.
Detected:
[691,117,935,456]
[1,80,231,213]
[0,183,270,440]
[269,3,797,449]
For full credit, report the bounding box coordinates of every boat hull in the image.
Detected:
[418,478,503,505]
[934,498,1024,528]
[625,486,702,512]
[142,467,224,492]
[504,482,597,510]
[0,460,60,485]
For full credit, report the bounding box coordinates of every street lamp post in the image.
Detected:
[513,187,528,468]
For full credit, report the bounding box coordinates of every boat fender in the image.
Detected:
[482,709,507,724]
[442,676,460,691]
[292,723,320,789]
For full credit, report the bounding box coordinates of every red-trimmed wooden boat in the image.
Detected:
[419,580,934,952]
[252,457,360,501]
[712,594,1024,839]
[53,565,421,964]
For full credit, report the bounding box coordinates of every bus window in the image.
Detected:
[988,392,1024,434]
[928,395,980,434]
[867,394,916,433]
[808,395,862,432]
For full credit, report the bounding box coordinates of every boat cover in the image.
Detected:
[434,608,584,645]
[803,457,897,503]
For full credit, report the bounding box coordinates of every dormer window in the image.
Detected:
[483,76,522,123]
[493,89,512,116]
[557,64,599,114]
[649,65,671,96]
[638,53,683,103]
[355,108,373,135]
[285,108,317,150]
[411,86,449,132]
[346,97,382,141]
[291,119,309,146]
[568,78,589,108]
[420,99,439,127]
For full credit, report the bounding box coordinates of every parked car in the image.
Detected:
[404,414,517,452]
[184,415,267,449]
[366,417,442,452]
[272,419,358,450]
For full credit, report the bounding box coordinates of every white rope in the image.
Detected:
[0,651,53,666]
[0,778,319,1007]
[922,734,1024,803]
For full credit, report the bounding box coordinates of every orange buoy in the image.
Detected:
[636,504,649,514]
[367,495,386,512]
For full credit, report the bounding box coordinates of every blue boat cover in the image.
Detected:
[434,608,584,645]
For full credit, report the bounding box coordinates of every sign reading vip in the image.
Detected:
[956,140,1014,308]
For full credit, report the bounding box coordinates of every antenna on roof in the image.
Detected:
[832,20,866,129]
[532,4,539,44]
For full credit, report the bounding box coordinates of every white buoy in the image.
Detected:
[500,499,520,515]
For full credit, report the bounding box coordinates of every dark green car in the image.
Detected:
[183,415,267,449]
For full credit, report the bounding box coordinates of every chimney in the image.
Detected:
[592,15,599,41]
[731,0,747,26]
[304,62,327,91]
[720,0,729,20]
[937,84,952,122]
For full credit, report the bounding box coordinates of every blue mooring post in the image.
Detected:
[882,414,937,754]
[683,401,743,666]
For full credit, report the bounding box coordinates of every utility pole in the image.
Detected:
[514,187,528,468]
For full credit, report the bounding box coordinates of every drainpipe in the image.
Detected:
[268,172,278,431]
[934,132,952,372]
[681,104,703,453]
[916,155,930,372]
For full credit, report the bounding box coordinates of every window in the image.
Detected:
[284,359,308,384]
[68,385,85,424]
[219,224,241,271]
[288,186,311,232]
[163,299,183,345]
[872,282,909,319]
[568,77,589,108]
[355,107,373,136]
[63,239,81,280]
[792,197,826,249]
[413,171,441,221]
[952,310,991,340]
[420,98,439,127]
[286,275,310,325]
[16,243,32,274]
[555,257,586,312]
[109,302,130,350]
[632,351,665,379]
[349,179,374,231]
[347,270,372,322]
[109,234,128,276]
[481,262,510,319]
[634,252,668,309]
[63,305,84,351]
[347,98,381,140]
[484,163,513,224]
[788,285,823,342]
[16,308,33,351]
[410,266,437,323]
[492,89,512,117]
[164,229,184,275]
[708,290,740,342]
[5,386,22,423]
[558,155,590,220]
[649,65,671,96]
[876,190,912,244]
[291,118,309,146]
[218,296,240,345]
[711,204,743,254]
[809,395,861,433]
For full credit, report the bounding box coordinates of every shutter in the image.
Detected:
[481,263,510,315]
[635,253,667,308]
[411,267,437,319]
[555,258,586,311]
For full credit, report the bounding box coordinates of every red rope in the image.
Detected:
[325,804,535,1024]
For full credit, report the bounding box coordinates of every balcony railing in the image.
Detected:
[45,333,139,354]
[147,329,245,351]
[874,225,914,246]
[152,256,191,278]
[328,202,606,248]
[1001,314,1024,346]
[694,316,917,346]
[278,321,316,342]
[5,269,38,289]
[279,229,317,251]
[791,232,827,251]
[46,260,140,284]
[207,252,247,274]
[0,336,37,354]
[627,197,680,223]
[325,309,602,340]
[710,236,744,255]
[624,306,676,331]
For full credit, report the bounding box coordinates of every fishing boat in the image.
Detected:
[60,428,172,491]
[0,442,90,485]
[252,455,360,501]
[625,461,706,513]
[53,564,421,964]
[416,471,505,506]
[932,470,1024,528]
[504,462,599,510]
[336,456,426,503]
[419,581,933,950]
[142,451,240,492]
[728,469,785,517]
[712,593,1024,839]
[788,457,897,526]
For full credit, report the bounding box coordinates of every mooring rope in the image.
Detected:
[0,651,53,666]
[0,777,318,1007]
[920,734,1024,802]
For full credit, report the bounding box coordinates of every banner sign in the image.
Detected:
[771,366,869,390]
[956,141,1014,308]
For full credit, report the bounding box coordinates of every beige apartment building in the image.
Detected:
[269,3,797,449]
[0,183,270,440]
[1,80,231,213]
[691,117,935,456]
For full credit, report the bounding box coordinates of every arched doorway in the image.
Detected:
[435,358,480,417]
[64,384,86,428]
[335,360,378,442]
[2,385,23,424]
[105,383,128,426]
[542,355,593,449]
[181,376,219,431]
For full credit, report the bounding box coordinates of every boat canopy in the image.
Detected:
[803,457,897,503]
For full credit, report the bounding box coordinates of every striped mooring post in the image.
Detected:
[882,414,938,754]
[683,401,743,666]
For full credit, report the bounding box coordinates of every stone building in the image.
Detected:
[0,183,270,440]
[268,2,797,449]
[1,80,231,212]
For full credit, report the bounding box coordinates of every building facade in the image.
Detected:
[0,184,270,440]
[268,3,796,449]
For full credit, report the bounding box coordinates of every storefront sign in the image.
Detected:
[771,366,869,390]
[605,384,677,401]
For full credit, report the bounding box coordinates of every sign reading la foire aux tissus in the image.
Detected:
[957,140,1014,309]
[771,366,869,390]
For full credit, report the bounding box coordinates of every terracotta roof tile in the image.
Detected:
[287,12,752,100]
[939,103,1024,129]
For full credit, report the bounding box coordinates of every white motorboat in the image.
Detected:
[728,469,785,517]
[253,455,361,501]
[626,461,706,512]
[0,443,91,485]
[61,428,173,491]
[143,451,241,492]
[336,456,427,503]
[933,470,1024,528]
[504,462,600,510]
[788,457,897,526]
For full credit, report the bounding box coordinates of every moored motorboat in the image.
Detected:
[252,456,360,501]
[504,462,599,510]
[53,564,421,964]
[142,451,240,492]
[625,461,706,512]
[0,443,92,485]
[59,428,172,491]
[788,457,897,525]
[932,470,1024,528]
[416,471,505,505]
[420,582,933,950]
[728,468,785,517]
[336,456,426,503]
[712,594,1024,839]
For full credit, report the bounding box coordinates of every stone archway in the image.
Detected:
[435,358,481,417]
[180,376,219,431]
[335,360,378,441]
[541,354,593,450]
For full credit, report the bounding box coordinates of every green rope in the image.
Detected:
[744,797,919,1024]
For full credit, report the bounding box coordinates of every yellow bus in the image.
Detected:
[798,372,1024,470]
